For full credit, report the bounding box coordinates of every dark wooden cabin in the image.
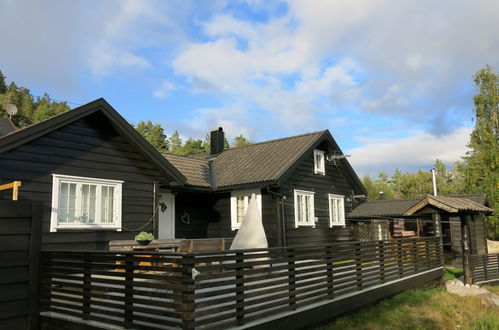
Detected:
[0,98,185,250]
[162,128,367,247]
[348,194,492,257]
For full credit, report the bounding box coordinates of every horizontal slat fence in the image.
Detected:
[41,237,442,329]
[470,253,499,284]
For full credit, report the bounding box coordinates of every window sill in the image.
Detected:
[51,224,122,232]
[296,222,316,228]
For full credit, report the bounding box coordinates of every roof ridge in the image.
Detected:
[220,130,327,153]
[366,197,422,203]
[161,152,209,163]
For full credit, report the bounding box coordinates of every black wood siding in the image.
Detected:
[449,215,487,256]
[175,191,280,247]
[279,144,357,246]
[0,113,164,250]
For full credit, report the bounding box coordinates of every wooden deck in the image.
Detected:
[40,237,443,329]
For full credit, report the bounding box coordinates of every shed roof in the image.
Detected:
[348,194,492,218]
[348,198,421,218]
[404,195,494,215]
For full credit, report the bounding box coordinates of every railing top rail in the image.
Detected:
[43,236,438,257]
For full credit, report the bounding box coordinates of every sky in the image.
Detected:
[1,0,498,177]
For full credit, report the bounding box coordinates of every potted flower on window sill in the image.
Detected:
[135,232,154,245]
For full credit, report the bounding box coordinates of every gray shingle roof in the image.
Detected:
[162,131,325,189]
[214,131,324,188]
[404,195,494,215]
[348,198,421,218]
[348,194,492,218]
[161,153,210,187]
[0,118,16,136]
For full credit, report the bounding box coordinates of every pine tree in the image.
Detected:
[169,130,183,154]
[183,138,205,154]
[233,134,252,147]
[0,70,6,94]
[135,120,169,151]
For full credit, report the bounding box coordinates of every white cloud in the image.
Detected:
[153,80,176,99]
[347,127,472,176]
[172,0,499,138]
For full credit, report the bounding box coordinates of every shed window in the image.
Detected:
[50,174,123,232]
[328,194,345,227]
[294,190,315,227]
[314,149,325,175]
[230,189,262,230]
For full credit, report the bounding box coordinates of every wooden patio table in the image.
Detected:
[109,239,185,271]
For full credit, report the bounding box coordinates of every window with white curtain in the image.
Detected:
[294,190,315,227]
[230,189,262,230]
[50,174,123,232]
[328,194,345,227]
[313,149,326,175]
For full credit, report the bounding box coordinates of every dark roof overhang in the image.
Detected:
[0,98,186,185]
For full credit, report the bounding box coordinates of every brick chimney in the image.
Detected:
[210,127,225,155]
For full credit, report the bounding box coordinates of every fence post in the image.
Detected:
[28,201,42,330]
[235,252,245,325]
[82,252,91,320]
[326,245,334,298]
[460,213,472,284]
[181,254,196,330]
[413,240,419,273]
[397,239,404,276]
[379,240,385,283]
[288,248,296,308]
[355,242,363,290]
[124,253,134,328]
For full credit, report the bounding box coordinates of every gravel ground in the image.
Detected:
[487,240,499,253]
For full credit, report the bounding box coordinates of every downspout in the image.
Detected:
[153,181,159,238]
[267,187,287,247]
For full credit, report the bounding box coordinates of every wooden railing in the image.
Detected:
[40,237,442,329]
[469,253,499,284]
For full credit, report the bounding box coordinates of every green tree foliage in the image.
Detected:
[135,120,169,151]
[182,138,205,154]
[0,70,6,94]
[169,130,183,154]
[233,134,252,147]
[463,65,499,239]
[363,160,467,200]
[361,174,394,200]
[0,71,70,127]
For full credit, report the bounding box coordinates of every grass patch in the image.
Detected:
[484,285,499,295]
[318,288,499,330]
[445,267,464,281]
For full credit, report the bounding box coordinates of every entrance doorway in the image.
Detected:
[158,193,175,239]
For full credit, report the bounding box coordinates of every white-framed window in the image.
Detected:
[294,190,316,228]
[50,174,123,232]
[328,194,345,227]
[314,149,325,175]
[230,189,262,230]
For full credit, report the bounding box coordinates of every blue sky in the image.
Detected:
[1,0,498,176]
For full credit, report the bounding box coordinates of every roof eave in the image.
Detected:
[0,98,186,186]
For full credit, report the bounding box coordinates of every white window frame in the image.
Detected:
[294,189,316,228]
[230,189,262,231]
[328,194,345,227]
[50,174,123,232]
[314,149,326,175]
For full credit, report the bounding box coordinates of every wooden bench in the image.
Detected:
[177,238,225,253]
